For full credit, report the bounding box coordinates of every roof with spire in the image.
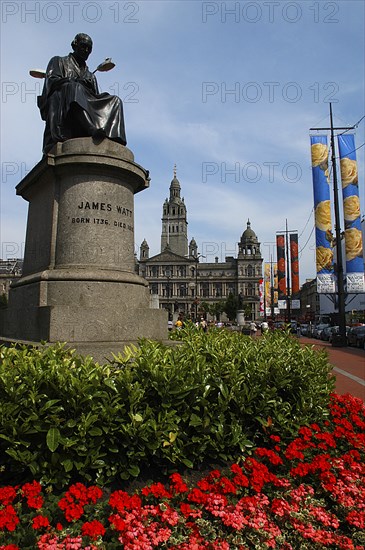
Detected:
[168,164,184,203]
[170,163,180,187]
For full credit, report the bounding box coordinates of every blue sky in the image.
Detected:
[1,0,364,283]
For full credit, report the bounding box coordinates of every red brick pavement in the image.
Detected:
[301,337,365,401]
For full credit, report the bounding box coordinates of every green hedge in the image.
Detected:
[0,328,334,488]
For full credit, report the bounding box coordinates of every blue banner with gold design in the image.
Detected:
[310,135,335,293]
[337,134,364,293]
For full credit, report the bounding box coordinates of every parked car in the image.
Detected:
[348,325,365,348]
[272,321,286,331]
[328,326,350,343]
[313,323,330,339]
[328,326,339,343]
[347,326,365,347]
[320,326,333,341]
[347,327,357,346]
[300,323,309,336]
[290,320,298,334]
[356,326,365,349]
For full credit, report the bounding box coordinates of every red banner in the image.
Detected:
[276,235,286,300]
[259,278,264,316]
[290,233,300,297]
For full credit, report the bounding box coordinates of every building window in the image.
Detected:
[163,283,172,298]
[163,266,173,277]
[150,266,159,277]
[179,284,187,297]
[202,282,209,298]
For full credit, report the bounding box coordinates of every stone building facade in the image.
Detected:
[0,259,22,302]
[137,171,263,321]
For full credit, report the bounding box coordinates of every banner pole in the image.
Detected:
[310,104,356,346]
[329,103,347,346]
[285,219,291,323]
[270,255,275,320]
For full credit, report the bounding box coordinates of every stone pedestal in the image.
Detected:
[1,138,167,361]
[236,310,245,326]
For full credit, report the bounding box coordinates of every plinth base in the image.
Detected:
[0,138,168,358]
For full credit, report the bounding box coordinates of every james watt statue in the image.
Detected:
[38,33,127,154]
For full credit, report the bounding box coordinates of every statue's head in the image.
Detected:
[71,33,93,62]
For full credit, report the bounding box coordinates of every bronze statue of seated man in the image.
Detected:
[38,33,127,154]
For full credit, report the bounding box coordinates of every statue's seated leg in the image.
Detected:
[66,103,96,138]
[92,93,127,146]
[42,92,71,154]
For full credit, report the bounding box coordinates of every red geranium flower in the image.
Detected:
[81,519,106,539]
[32,514,50,530]
[0,487,17,506]
[22,480,43,509]
[0,505,19,532]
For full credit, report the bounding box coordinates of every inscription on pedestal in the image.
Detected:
[70,200,134,231]
[56,175,136,270]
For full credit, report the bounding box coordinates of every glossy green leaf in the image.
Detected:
[46,427,61,452]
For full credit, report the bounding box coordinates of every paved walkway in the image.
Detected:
[300,337,365,401]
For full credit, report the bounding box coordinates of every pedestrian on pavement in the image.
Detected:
[250,321,257,337]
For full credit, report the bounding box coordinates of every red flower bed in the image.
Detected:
[1,393,364,549]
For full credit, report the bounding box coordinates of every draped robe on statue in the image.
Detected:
[38,53,127,154]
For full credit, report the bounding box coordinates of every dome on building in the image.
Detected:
[139,238,149,260]
[170,176,180,188]
[170,164,181,189]
[169,165,183,202]
[241,219,258,242]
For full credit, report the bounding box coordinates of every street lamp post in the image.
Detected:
[270,258,275,320]
[194,263,199,321]
[285,220,291,324]
[165,267,171,321]
[188,282,195,320]
[306,304,312,336]
[193,253,205,321]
